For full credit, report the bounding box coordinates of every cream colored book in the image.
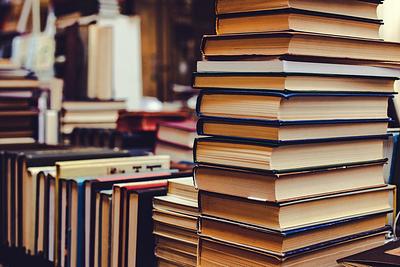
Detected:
[23,166,56,255]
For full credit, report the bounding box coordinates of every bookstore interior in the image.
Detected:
[1,0,400,266]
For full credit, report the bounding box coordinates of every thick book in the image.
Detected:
[194,161,386,202]
[199,214,389,255]
[192,72,398,93]
[62,100,126,112]
[153,209,198,233]
[337,239,400,266]
[157,120,197,149]
[196,90,391,122]
[196,59,400,78]
[216,8,382,39]
[111,181,168,267]
[215,0,382,20]
[27,166,55,256]
[94,190,112,267]
[194,136,387,172]
[199,186,394,231]
[0,79,40,88]
[153,195,199,217]
[199,227,389,266]
[154,234,197,267]
[167,177,198,202]
[197,117,390,142]
[201,32,400,62]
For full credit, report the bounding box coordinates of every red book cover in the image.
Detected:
[122,180,168,191]
[117,111,188,132]
[96,172,173,182]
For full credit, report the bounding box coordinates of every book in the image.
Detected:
[62,109,120,124]
[62,100,126,111]
[56,155,170,178]
[198,228,388,267]
[194,136,386,172]
[0,79,40,88]
[337,239,400,267]
[199,214,389,255]
[196,59,400,78]
[87,25,114,100]
[111,181,168,267]
[215,0,382,20]
[216,9,382,39]
[156,246,197,267]
[193,72,397,93]
[199,186,394,231]
[153,219,198,242]
[197,117,389,142]
[155,141,194,163]
[196,90,390,121]
[168,177,198,202]
[94,190,112,267]
[155,235,197,267]
[153,195,199,217]
[200,32,400,62]
[194,162,386,202]
[157,120,197,149]
[25,166,55,256]
[153,209,198,232]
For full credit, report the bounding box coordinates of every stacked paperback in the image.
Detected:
[0,65,42,144]
[61,100,126,135]
[153,177,199,266]
[194,0,400,266]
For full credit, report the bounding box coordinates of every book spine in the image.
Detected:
[196,119,205,136]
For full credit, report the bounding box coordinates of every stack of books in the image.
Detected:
[193,0,400,265]
[98,0,120,17]
[0,66,42,144]
[0,142,192,266]
[153,177,199,267]
[155,120,198,163]
[61,100,126,135]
